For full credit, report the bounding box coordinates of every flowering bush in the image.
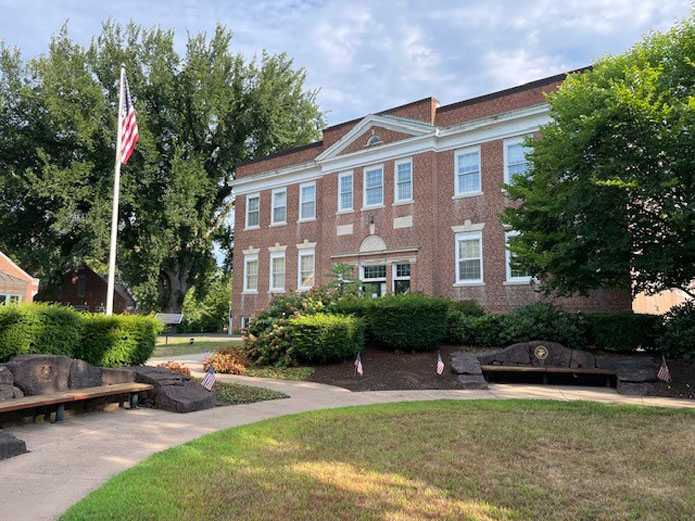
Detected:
[157,361,191,376]
[203,346,249,374]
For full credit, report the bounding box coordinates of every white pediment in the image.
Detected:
[359,235,387,253]
[316,114,435,161]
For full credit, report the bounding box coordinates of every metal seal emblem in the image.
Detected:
[38,362,55,381]
[534,345,549,360]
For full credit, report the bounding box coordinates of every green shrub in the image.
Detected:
[0,302,80,361]
[447,312,505,346]
[289,313,365,364]
[449,299,485,317]
[500,302,588,348]
[584,312,662,352]
[76,314,162,368]
[364,293,449,351]
[659,301,695,362]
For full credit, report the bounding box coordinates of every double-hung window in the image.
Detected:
[338,171,353,212]
[0,294,20,305]
[245,193,260,228]
[455,231,483,284]
[361,264,387,298]
[393,263,411,294]
[505,231,532,283]
[299,182,316,221]
[243,254,259,293]
[394,158,413,203]
[297,249,315,290]
[504,137,532,185]
[271,188,287,225]
[269,252,286,292]
[363,165,384,208]
[455,146,481,196]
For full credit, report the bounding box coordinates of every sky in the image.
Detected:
[0,0,691,126]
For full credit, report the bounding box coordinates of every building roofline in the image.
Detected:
[437,66,591,114]
[235,141,324,168]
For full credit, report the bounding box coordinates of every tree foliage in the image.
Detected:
[0,20,323,311]
[502,14,695,298]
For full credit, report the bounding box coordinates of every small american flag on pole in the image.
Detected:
[120,74,139,165]
[436,353,445,375]
[657,355,671,383]
[354,353,363,376]
[201,364,216,391]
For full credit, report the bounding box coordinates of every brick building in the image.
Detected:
[230,70,631,329]
[0,250,40,304]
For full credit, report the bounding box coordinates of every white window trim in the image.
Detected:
[242,254,259,294]
[503,135,532,185]
[297,249,316,291]
[360,264,387,282]
[337,171,354,213]
[270,187,287,226]
[392,262,411,293]
[269,251,286,292]
[244,192,260,230]
[0,294,22,305]
[505,230,532,284]
[455,231,484,285]
[454,145,482,197]
[298,181,316,222]
[393,157,413,204]
[362,164,384,210]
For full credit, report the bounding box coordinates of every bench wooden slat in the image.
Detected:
[0,383,153,414]
[480,365,615,375]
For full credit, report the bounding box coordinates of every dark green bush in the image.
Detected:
[75,314,162,368]
[289,313,365,364]
[500,302,588,348]
[584,312,662,352]
[364,293,449,351]
[449,299,485,317]
[659,301,695,362]
[0,302,80,361]
[447,312,505,347]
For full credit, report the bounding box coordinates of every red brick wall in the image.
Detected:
[338,126,416,156]
[36,268,131,313]
[0,251,39,302]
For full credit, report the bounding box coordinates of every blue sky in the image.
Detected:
[0,0,691,126]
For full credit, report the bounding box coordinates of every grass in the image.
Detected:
[61,400,695,521]
[153,336,240,357]
[244,365,315,381]
[200,379,288,405]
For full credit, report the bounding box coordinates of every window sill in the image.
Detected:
[269,222,287,228]
[453,282,485,287]
[336,209,354,215]
[267,290,286,295]
[241,290,258,295]
[392,199,414,206]
[504,279,534,286]
[243,226,260,231]
[297,218,316,224]
[361,204,385,211]
[452,191,483,200]
[296,286,313,293]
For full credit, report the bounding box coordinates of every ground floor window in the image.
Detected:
[270,252,286,292]
[241,316,251,329]
[505,231,532,282]
[455,231,483,284]
[0,294,20,305]
[393,263,411,294]
[361,264,387,297]
[297,249,315,290]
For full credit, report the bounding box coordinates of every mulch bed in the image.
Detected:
[309,345,695,398]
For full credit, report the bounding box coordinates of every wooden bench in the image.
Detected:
[0,382,153,423]
[481,365,616,387]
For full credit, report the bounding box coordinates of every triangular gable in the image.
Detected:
[316,114,434,161]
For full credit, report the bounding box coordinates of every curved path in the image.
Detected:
[1,356,693,521]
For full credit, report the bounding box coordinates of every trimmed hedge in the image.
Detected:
[0,303,80,362]
[659,301,695,362]
[364,293,449,351]
[447,312,505,347]
[449,299,485,317]
[584,312,662,352]
[75,314,162,368]
[289,313,365,364]
[500,302,588,349]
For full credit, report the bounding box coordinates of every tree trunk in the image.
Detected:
[160,263,192,313]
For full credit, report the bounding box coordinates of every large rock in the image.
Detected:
[0,385,13,401]
[617,381,653,396]
[450,353,482,375]
[154,380,215,413]
[12,386,23,399]
[4,355,72,395]
[0,366,13,385]
[101,368,136,385]
[570,349,596,369]
[478,341,580,368]
[69,359,102,389]
[131,366,190,387]
[616,358,656,383]
[457,374,488,390]
[0,430,27,460]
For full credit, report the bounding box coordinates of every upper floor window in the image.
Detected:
[505,231,532,283]
[299,182,316,221]
[455,146,481,196]
[394,158,413,203]
[363,165,384,208]
[245,193,260,229]
[297,249,316,290]
[269,252,286,292]
[455,231,483,284]
[243,254,259,293]
[504,137,532,185]
[271,187,287,225]
[338,171,353,212]
[366,134,382,146]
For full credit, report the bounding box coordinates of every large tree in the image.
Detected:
[502,14,695,299]
[0,21,323,311]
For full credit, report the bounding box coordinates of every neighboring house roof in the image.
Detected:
[0,250,40,286]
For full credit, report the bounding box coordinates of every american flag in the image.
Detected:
[354,354,363,376]
[657,355,671,383]
[436,353,445,375]
[120,74,139,165]
[201,364,216,391]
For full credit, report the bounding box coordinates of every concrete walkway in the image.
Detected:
[1,358,693,521]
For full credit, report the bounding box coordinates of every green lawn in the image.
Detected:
[199,379,288,405]
[153,336,240,357]
[244,365,314,381]
[61,400,695,521]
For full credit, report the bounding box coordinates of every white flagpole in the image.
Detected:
[106,64,126,316]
